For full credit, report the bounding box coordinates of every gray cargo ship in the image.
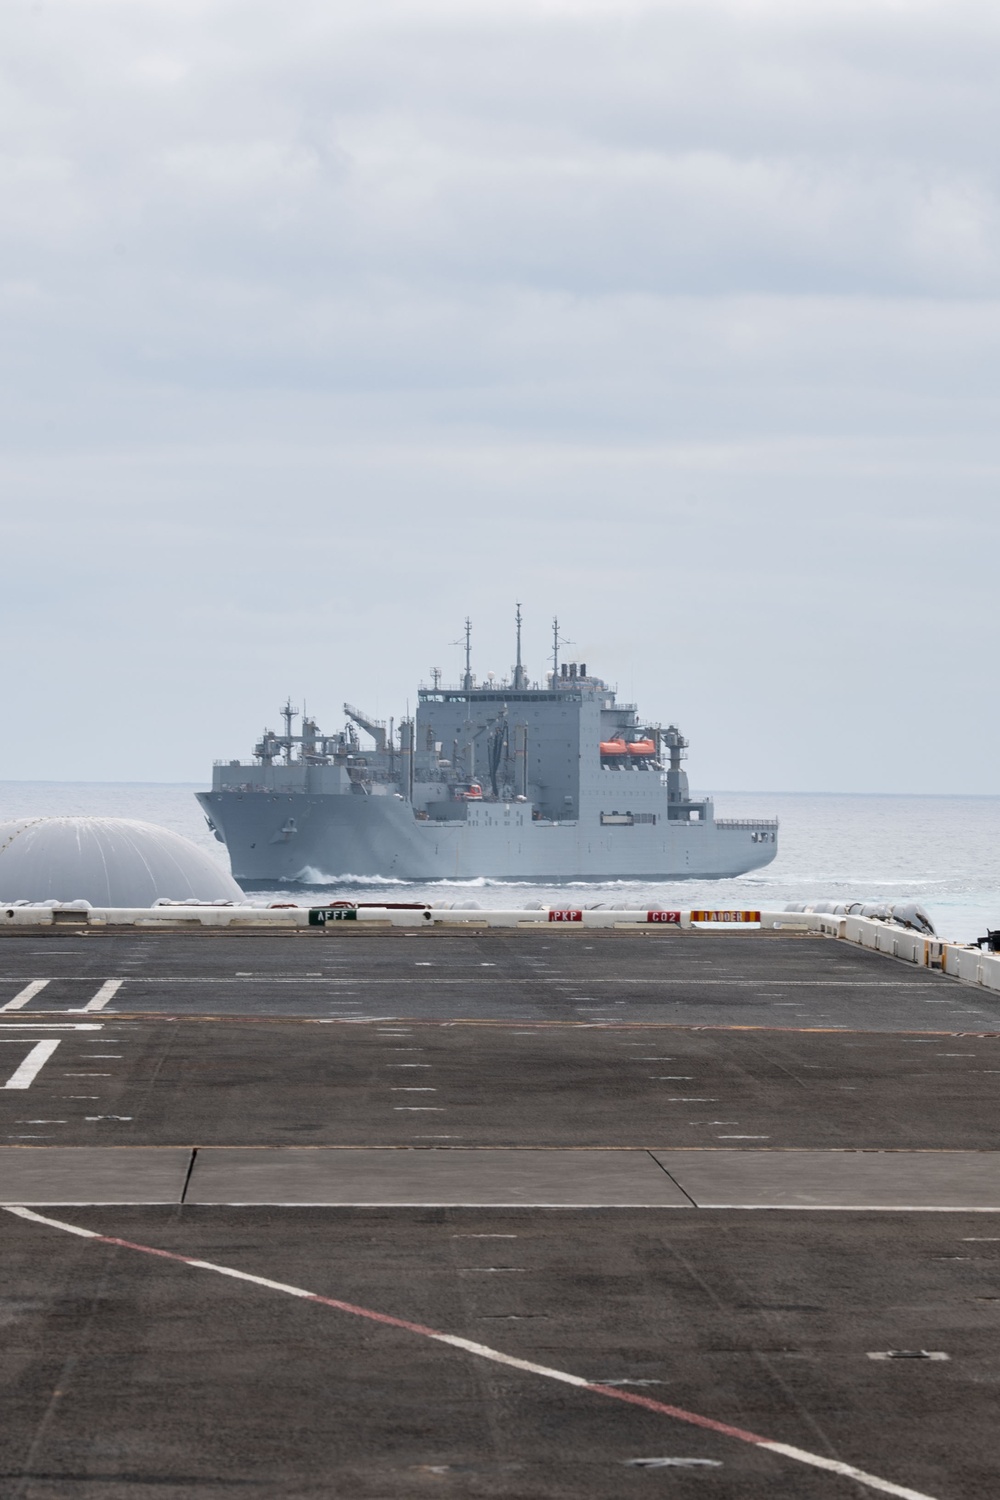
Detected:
[198,615,778,885]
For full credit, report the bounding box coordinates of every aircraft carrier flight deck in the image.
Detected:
[2,925,999,1499]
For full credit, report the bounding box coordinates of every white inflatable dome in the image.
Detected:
[0,817,244,907]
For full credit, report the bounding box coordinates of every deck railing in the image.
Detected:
[714,818,779,830]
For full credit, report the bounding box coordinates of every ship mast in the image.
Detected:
[460,617,473,691]
[281,698,298,764]
[513,602,527,690]
[550,616,572,685]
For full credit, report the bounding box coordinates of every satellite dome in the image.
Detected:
[0,817,244,906]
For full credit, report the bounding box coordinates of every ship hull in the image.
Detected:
[197,790,778,885]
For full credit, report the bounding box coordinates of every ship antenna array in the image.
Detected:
[453,617,474,691]
[281,698,299,765]
[281,698,298,738]
[551,616,573,683]
[513,602,527,690]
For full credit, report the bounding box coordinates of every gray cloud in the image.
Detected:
[1,0,998,791]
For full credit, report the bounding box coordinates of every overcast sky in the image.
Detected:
[2,0,998,792]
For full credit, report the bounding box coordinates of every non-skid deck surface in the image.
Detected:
[1,926,995,1030]
[3,927,998,1498]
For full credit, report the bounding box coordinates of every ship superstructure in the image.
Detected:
[198,614,778,884]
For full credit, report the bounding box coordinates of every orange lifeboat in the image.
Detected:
[627,738,656,757]
[600,738,628,756]
[454,781,484,800]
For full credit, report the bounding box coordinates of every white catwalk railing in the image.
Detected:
[841,913,1000,992]
[0,903,817,932]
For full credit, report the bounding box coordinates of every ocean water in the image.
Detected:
[2,782,999,943]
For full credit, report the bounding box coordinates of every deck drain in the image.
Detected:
[626,1457,722,1469]
[867,1350,950,1361]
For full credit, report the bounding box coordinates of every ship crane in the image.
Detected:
[254,729,282,765]
[343,703,387,752]
[453,710,511,798]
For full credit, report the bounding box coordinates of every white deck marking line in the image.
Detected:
[0,1024,102,1031]
[13,976,934,988]
[4,1206,938,1500]
[0,981,50,1012]
[2,1040,61,1089]
[684,1204,1000,1213]
[70,981,123,1014]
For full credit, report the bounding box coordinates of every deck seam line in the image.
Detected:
[645,1149,699,1207]
[179,1148,198,1204]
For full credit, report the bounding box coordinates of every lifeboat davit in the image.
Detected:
[599,738,628,756]
[627,738,656,757]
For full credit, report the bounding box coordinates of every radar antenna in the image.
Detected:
[513,602,528,689]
